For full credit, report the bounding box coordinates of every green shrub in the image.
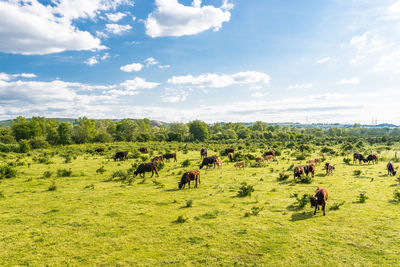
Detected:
[43,171,53,178]
[110,170,128,181]
[291,193,309,209]
[156,162,165,171]
[186,199,193,208]
[237,182,255,197]
[295,175,312,184]
[129,150,141,159]
[96,166,106,174]
[353,170,362,176]
[48,180,57,191]
[357,192,368,203]
[181,159,191,167]
[0,165,17,179]
[277,172,289,181]
[140,155,149,162]
[18,140,30,153]
[57,169,72,177]
[343,158,351,164]
[393,190,400,202]
[296,155,306,161]
[329,201,345,210]
[0,143,19,153]
[29,137,50,149]
[173,215,188,223]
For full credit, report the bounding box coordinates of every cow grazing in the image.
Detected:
[353,153,366,164]
[225,148,235,155]
[294,166,305,179]
[114,151,128,161]
[366,154,378,165]
[234,161,245,169]
[306,159,315,164]
[304,164,315,178]
[263,150,275,157]
[179,170,200,189]
[134,162,159,178]
[228,152,234,162]
[314,158,321,166]
[309,187,329,216]
[163,153,177,162]
[255,157,264,163]
[200,148,207,159]
[152,156,163,163]
[387,161,397,176]
[325,163,335,175]
[216,159,223,168]
[263,155,274,162]
[94,148,104,153]
[138,147,148,153]
[200,156,218,169]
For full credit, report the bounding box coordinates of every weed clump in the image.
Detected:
[173,215,188,223]
[237,182,255,197]
[96,166,106,174]
[291,193,309,209]
[181,159,191,167]
[0,165,17,179]
[244,206,264,217]
[357,192,368,203]
[330,201,345,210]
[353,170,362,176]
[277,172,289,181]
[343,158,351,164]
[42,171,53,178]
[57,169,72,177]
[393,190,400,202]
[48,180,57,191]
[295,175,312,184]
[186,199,193,208]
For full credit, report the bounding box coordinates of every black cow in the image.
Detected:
[200,148,207,159]
[225,148,234,155]
[387,161,397,176]
[304,164,315,178]
[134,162,159,178]
[309,187,329,216]
[200,156,218,169]
[163,153,177,162]
[263,150,275,157]
[366,154,378,165]
[94,148,104,153]
[114,151,128,161]
[179,170,200,189]
[138,147,148,153]
[353,153,366,164]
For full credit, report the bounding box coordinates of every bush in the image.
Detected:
[237,182,255,197]
[18,140,30,153]
[129,150,141,159]
[0,143,19,153]
[0,165,17,179]
[296,154,306,161]
[48,180,57,191]
[156,162,165,171]
[43,171,53,178]
[57,169,72,177]
[181,159,191,168]
[173,215,188,223]
[140,155,149,162]
[330,201,345,210]
[277,172,289,181]
[393,190,400,202]
[291,193,309,209]
[250,162,264,168]
[244,206,264,217]
[29,137,50,149]
[357,192,368,203]
[343,158,351,164]
[186,199,193,208]
[110,170,128,181]
[96,166,106,174]
[295,175,312,184]
[353,170,362,176]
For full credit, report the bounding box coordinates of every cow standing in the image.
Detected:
[387,161,397,176]
[163,153,177,162]
[309,187,329,216]
[234,161,245,169]
[304,164,315,178]
[200,156,218,169]
[325,162,335,175]
[114,151,128,161]
[228,152,234,162]
[263,150,275,157]
[133,162,159,178]
[294,166,305,179]
[200,148,207,159]
[138,147,148,153]
[353,153,366,164]
[225,148,235,155]
[366,154,378,165]
[179,170,200,189]
[95,148,105,153]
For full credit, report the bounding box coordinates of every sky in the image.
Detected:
[0,0,400,124]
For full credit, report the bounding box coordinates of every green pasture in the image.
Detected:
[0,143,400,266]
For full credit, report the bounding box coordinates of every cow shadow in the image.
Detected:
[164,188,180,192]
[315,174,325,178]
[286,204,302,212]
[290,211,315,222]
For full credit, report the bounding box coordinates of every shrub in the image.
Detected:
[140,155,149,162]
[287,164,294,171]
[277,172,289,181]
[156,162,165,171]
[186,199,193,208]
[296,155,306,161]
[84,184,95,190]
[291,193,309,209]
[48,180,57,191]
[57,169,72,177]
[250,162,264,168]
[343,158,351,164]
[0,191,4,199]
[246,206,264,216]
[237,182,255,197]
[29,137,50,149]
[295,175,312,184]
[0,143,19,153]
[96,166,106,174]
[18,140,30,153]
[43,171,53,178]
[330,201,345,210]
[110,170,128,180]
[181,159,191,168]
[357,192,368,203]
[0,165,17,179]
[173,215,188,223]
[393,190,400,202]
[63,154,72,163]
[129,150,141,159]
[353,170,362,176]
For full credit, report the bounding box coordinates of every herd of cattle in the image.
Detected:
[94,147,398,216]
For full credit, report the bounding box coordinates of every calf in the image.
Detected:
[228,152,234,162]
[366,154,378,165]
[234,161,245,169]
[134,162,159,178]
[152,156,163,163]
[325,163,335,175]
[216,159,223,168]
[200,148,207,159]
[314,158,321,166]
[200,156,218,169]
[163,153,177,162]
[138,147,148,153]
[387,161,397,176]
[114,151,128,161]
[309,187,329,216]
[294,166,305,179]
[321,153,327,158]
[263,155,274,162]
[304,164,315,178]
[95,148,104,153]
[179,170,200,189]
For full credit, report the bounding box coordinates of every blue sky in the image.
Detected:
[0,0,399,123]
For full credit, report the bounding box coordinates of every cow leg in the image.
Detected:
[322,202,326,216]
[151,170,154,178]
[188,181,190,188]
[314,206,317,215]
[195,178,198,188]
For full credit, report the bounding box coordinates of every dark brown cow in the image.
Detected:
[133,162,158,178]
[138,147,148,153]
[94,148,104,153]
[309,187,329,216]
[225,148,234,155]
[353,153,366,164]
[114,151,128,161]
[200,156,218,169]
[325,162,335,175]
[263,150,275,157]
[163,153,177,162]
[387,161,397,176]
[294,166,305,179]
[304,164,315,178]
[228,152,233,162]
[200,148,207,159]
[179,170,200,189]
[366,154,378,165]
[152,156,163,162]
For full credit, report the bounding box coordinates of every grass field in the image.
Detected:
[1,143,400,266]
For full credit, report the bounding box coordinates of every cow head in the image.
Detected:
[309,196,317,207]
[394,170,397,175]
[178,182,183,189]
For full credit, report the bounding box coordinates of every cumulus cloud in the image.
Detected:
[316,57,331,64]
[0,73,37,81]
[120,63,144,72]
[168,71,270,88]
[120,77,160,90]
[144,0,232,38]
[106,12,126,22]
[85,56,99,66]
[144,57,159,67]
[159,65,171,69]
[105,24,132,34]
[288,83,314,90]
[338,77,360,85]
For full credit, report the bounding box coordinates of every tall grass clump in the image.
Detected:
[237,182,255,197]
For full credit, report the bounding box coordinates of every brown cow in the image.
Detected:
[304,164,315,178]
[321,153,327,158]
[234,161,245,169]
[325,163,335,175]
[263,150,275,157]
[306,159,315,164]
[255,157,264,163]
[179,170,200,189]
[138,147,148,153]
[366,154,378,165]
[387,161,397,176]
[228,152,234,162]
[200,148,207,159]
[294,166,305,179]
[309,187,329,216]
[94,148,104,153]
[152,156,163,162]
[216,159,223,168]
[263,155,274,162]
[314,158,321,166]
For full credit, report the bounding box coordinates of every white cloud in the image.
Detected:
[85,56,99,66]
[0,73,37,81]
[251,92,268,98]
[159,65,171,69]
[316,57,331,64]
[101,53,110,60]
[387,1,400,19]
[106,24,132,34]
[120,63,144,72]
[96,31,109,39]
[338,77,360,85]
[144,57,159,66]
[120,77,160,91]
[161,88,189,103]
[221,0,234,11]
[144,0,232,38]
[288,83,314,90]
[106,12,126,22]
[168,71,270,88]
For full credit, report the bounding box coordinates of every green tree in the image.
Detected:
[188,120,209,141]
[11,116,30,141]
[57,122,72,145]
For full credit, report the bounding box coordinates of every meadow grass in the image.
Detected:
[0,144,400,266]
